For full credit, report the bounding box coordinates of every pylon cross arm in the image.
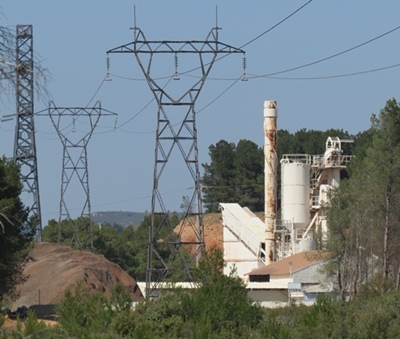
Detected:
[107,40,244,55]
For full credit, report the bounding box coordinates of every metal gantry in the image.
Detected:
[13,25,42,241]
[48,101,117,251]
[107,22,245,298]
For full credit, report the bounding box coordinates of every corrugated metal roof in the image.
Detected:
[219,203,265,243]
[247,251,323,276]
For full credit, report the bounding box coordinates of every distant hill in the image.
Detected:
[91,211,147,228]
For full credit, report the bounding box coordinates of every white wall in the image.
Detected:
[248,289,288,308]
[223,226,263,278]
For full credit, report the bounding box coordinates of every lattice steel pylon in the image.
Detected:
[48,101,117,251]
[13,25,42,241]
[107,21,245,298]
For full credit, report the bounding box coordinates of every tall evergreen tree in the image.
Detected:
[234,139,264,211]
[326,98,400,296]
[0,156,33,299]
[366,98,400,282]
[202,140,236,212]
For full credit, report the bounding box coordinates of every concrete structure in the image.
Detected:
[220,203,266,279]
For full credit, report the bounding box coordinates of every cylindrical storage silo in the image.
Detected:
[281,161,310,229]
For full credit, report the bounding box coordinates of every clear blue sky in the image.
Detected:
[1,1,399,225]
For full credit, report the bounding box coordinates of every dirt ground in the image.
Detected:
[2,316,58,330]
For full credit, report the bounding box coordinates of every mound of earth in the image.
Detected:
[8,242,144,310]
[174,213,224,254]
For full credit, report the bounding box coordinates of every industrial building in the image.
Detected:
[137,100,352,305]
[220,100,352,306]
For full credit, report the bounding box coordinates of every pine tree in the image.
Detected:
[0,156,32,299]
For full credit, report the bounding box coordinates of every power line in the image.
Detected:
[171,1,314,78]
[109,72,164,81]
[256,23,400,78]
[102,75,243,136]
[239,0,313,49]
[179,16,400,83]
[248,63,400,81]
[86,76,107,107]
[198,76,242,114]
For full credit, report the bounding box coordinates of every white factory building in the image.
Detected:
[219,100,352,306]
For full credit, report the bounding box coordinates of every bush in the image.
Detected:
[180,249,263,336]
[56,282,114,338]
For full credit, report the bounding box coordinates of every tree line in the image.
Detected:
[201,127,363,213]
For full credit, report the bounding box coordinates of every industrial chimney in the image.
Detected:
[264,100,277,265]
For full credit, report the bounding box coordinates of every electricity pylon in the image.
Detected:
[13,25,42,241]
[107,19,245,298]
[48,101,117,251]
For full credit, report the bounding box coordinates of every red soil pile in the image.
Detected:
[174,213,224,254]
[8,242,144,310]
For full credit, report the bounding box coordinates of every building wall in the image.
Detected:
[293,262,327,284]
[223,226,262,278]
[270,276,291,285]
[248,289,288,308]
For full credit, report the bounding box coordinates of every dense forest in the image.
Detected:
[3,98,400,337]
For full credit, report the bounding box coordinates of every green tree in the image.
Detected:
[202,140,236,212]
[0,156,33,300]
[366,99,400,282]
[111,249,263,338]
[92,224,119,256]
[56,283,114,338]
[352,127,376,158]
[325,98,400,298]
[43,217,93,251]
[234,139,264,211]
[102,212,182,282]
[180,249,263,335]
[325,184,354,300]
[293,128,326,154]
[42,219,58,242]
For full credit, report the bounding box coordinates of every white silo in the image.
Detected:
[281,156,311,230]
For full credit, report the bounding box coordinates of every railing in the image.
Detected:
[275,219,292,233]
[281,154,312,164]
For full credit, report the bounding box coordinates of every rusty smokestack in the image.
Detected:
[264,100,277,265]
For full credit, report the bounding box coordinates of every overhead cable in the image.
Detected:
[249,63,400,80]
[256,23,400,77]
[239,0,313,49]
